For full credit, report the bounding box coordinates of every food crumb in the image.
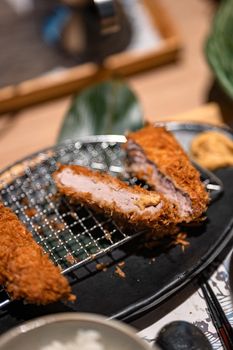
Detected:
[20,197,29,206]
[173,232,190,251]
[50,221,66,231]
[70,211,79,220]
[25,207,37,217]
[104,231,112,242]
[68,294,77,302]
[34,224,44,236]
[115,265,126,279]
[65,253,76,264]
[96,263,108,272]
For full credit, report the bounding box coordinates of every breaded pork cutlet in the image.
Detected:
[124,125,209,222]
[53,164,178,235]
[0,203,74,304]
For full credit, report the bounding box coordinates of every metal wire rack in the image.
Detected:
[0,135,223,309]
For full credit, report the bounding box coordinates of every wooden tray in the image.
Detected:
[0,0,181,114]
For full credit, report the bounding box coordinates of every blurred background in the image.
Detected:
[0,0,233,167]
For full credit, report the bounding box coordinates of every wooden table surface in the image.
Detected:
[0,0,224,170]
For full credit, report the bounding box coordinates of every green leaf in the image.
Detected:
[205,0,233,99]
[57,79,144,143]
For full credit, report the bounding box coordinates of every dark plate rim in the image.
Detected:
[110,121,233,321]
[112,220,233,321]
[0,122,232,322]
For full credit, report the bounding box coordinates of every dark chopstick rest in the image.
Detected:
[156,321,212,350]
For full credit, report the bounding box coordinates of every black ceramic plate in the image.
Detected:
[0,122,233,334]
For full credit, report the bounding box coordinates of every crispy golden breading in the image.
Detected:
[53,164,178,236]
[190,130,233,170]
[125,125,209,222]
[0,203,74,304]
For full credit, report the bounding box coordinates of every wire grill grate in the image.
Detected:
[0,135,223,309]
[0,137,133,276]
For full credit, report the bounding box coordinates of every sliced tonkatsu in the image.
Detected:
[124,125,209,222]
[53,164,177,236]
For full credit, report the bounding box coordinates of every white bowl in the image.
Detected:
[0,313,153,350]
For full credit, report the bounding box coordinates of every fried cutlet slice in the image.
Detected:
[53,164,178,235]
[124,125,209,222]
[0,203,74,304]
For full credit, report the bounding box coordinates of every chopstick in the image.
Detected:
[201,280,233,350]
